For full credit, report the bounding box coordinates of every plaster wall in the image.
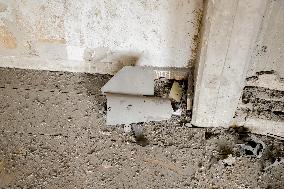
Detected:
[0,0,203,73]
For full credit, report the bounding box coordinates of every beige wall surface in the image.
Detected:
[0,0,203,73]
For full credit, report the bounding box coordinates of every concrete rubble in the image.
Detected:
[264,158,284,171]
[102,66,176,126]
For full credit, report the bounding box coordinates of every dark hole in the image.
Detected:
[273,111,284,116]
[245,149,254,156]
[135,135,149,147]
[247,141,257,148]
[205,131,217,140]
[171,102,181,112]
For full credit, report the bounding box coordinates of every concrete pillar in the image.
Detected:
[192,0,268,127]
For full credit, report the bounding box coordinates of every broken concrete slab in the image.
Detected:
[101,66,154,96]
[234,118,284,140]
[246,73,284,91]
[106,93,172,125]
[169,81,182,102]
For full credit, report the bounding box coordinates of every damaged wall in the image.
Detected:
[0,0,203,74]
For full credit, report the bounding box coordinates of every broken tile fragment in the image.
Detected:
[101,66,154,96]
[106,94,172,125]
[169,81,182,102]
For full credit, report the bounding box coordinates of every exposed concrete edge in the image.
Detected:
[235,118,284,140]
[246,73,284,91]
[0,55,190,80]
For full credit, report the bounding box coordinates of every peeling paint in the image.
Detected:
[0,26,17,49]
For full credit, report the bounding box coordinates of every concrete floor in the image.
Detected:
[0,68,283,189]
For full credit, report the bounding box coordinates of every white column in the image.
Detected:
[192,0,268,127]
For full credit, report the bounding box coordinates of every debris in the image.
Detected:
[172,108,182,116]
[238,135,266,158]
[185,123,193,127]
[264,158,284,171]
[169,81,182,102]
[106,94,172,125]
[222,154,236,166]
[101,66,154,96]
[131,124,144,138]
[130,124,149,147]
[124,125,132,133]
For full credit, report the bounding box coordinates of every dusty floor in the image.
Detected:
[0,68,284,189]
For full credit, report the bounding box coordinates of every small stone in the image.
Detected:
[172,108,182,116]
[222,154,236,166]
[124,125,132,133]
[185,123,193,127]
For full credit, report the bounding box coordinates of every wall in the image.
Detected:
[248,0,284,78]
[0,0,203,74]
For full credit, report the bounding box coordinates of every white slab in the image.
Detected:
[102,66,154,96]
[106,94,172,125]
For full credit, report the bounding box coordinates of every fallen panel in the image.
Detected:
[106,94,172,125]
[101,66,154,96]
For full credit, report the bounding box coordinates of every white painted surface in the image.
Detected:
[192,0,267,128]
[0,0,203,72]
[106,94,172,125]
[102,66,154,96]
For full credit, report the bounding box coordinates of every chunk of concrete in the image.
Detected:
[106,94,172,125]
[101,66,154,96]
[169,82,182,102]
